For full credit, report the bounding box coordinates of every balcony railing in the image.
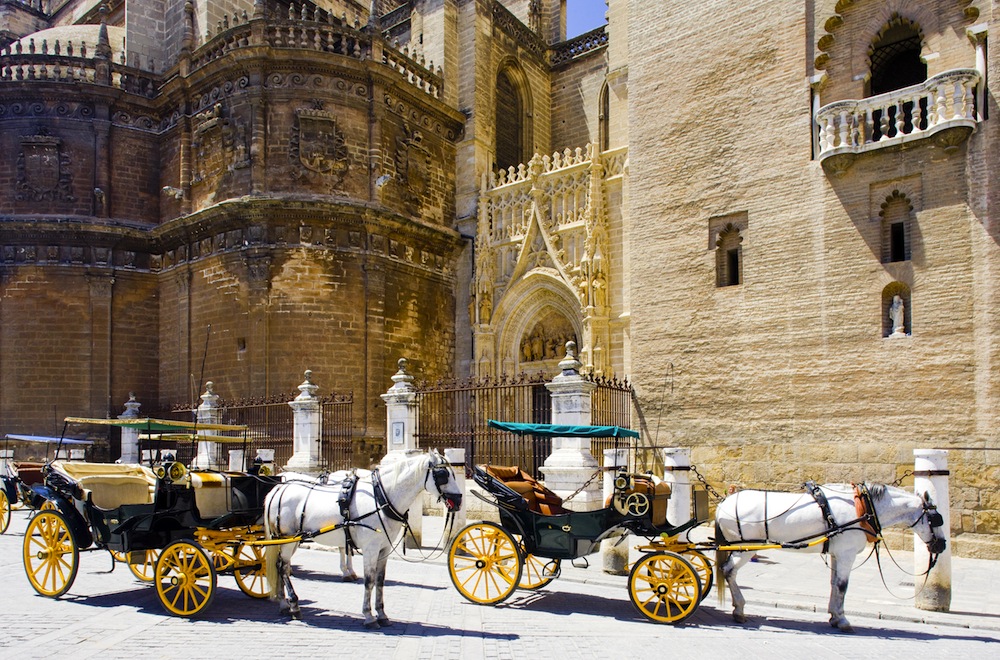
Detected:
[815,68,980,170]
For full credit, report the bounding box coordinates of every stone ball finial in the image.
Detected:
[397,357,409,374]
[205,381,214,394]
[304,369,313,383]
[557,341,582,378]
[565,340,577,357]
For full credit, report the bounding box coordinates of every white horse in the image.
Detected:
[714,483,946,632]
[264,450,463,628]
[277,469,373,582]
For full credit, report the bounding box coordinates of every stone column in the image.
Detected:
[380,358,422,547]
[914,449,951,612]
[602,448,630,574]
[539,342,602,510]
[118,392,142,464]
[194,382,222,469]
[445,447,467,540]
[662,448,692,526]
[285,371,323,474]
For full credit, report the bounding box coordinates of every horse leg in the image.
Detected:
[827,555,853,632]
[374,547,392,627]
[276,548,301,620]
[722,552,751,623]
[361,554,379,629]
[340,546,358,582]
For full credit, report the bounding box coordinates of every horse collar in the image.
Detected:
[852,483,881,542]
[372,468,408,523]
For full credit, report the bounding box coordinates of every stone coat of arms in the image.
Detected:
[290,108,349,185]
[16,133,75,202]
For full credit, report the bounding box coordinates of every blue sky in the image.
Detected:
[566,0,607,38]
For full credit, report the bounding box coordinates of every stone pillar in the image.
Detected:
[602,448,630,574]
[118,392,142,464]
[914,449,951,612]
[194,382,222,469]
[539,342,602,510]
[285,371,323,474]
[380,358,422,548]
[445,447,467,540]
[662,448,692,526]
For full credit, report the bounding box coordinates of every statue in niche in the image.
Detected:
[889,295,905,336]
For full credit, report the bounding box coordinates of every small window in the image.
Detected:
[889,222,905,262]
[880,191,912,263]
[715,223,744,287]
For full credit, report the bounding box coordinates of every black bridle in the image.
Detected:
[426,461,463,512]
[910,497,946,564]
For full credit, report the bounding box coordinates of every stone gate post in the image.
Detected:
[662,448,692,526]
[540,342,602,510]
[380,358,422,548]
[285,371,323,474]
[914,448,951,611]
[195,382,222,469]
[118,392,142,464]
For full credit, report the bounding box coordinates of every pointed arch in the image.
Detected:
[598,80,610,152]
[495,60,534,172]
[867,14,926,96]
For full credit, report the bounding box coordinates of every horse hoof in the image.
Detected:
[377,618,393,628]
[342,575,358,583]
[363,621,380,630]
[837,622,854,634]
[733,613,747,624]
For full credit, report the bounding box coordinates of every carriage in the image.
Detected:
[22,416,281,617]
[447,421,713,624]
[2,433,96,533]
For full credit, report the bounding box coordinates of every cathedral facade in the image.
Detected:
[1,1,998,556]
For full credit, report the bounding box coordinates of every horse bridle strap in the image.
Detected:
[372,468,409,523]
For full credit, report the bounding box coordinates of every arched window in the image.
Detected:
[495,68,524,172]
[715,223,743,287]
[598,82,610,152]
[868,18,927,140]
[869,19,926,96]
[879,191,913,263]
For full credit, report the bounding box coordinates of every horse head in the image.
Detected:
[425,450,463,512]
[914,491,947,558]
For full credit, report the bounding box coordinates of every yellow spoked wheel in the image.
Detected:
[519,553,560,590]
[39,500,58,512]
[1,489,10,534]
[155,540,217,617]
[681,549,714,603]
[232,543,269,599]
[628,551,702,624]
[128,549,160,582]
[23,510,79,598]
[448,522,522,605]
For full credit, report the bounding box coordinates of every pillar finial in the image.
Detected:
[557,341,582,377]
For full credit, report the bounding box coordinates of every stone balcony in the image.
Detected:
[815,68,980,175]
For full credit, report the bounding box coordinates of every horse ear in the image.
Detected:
[923,491,931,503]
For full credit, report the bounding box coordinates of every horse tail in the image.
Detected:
[715,518,729,608]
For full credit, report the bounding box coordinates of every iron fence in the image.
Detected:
[164,391,353,471]
[414,372,635,479]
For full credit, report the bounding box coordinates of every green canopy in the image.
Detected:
[488,420,639,439]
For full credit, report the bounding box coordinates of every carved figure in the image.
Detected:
[889,295,905,335]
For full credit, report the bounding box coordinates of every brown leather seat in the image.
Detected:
[485,465,569,516]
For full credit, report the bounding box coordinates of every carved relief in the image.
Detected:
[394,126,431,210]
[290,107,349,185]
[192,103,250,184]
[519,312,577,364]
[16,132,75,202]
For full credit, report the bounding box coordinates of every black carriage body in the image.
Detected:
[2,474,16,504]
[37,461,280,554]
[473,465,705,561]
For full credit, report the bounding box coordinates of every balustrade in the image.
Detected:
[815,68,980,163]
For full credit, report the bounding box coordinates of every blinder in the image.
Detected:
[429,463,462,511]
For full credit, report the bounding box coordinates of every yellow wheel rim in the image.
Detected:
[155,540,216,617]
[22,510,78,598]
[40,500,57,512]
[128,549,159,582]
[681,550,714,603]
[0,490,10,535]
[233,543,269,599]
[519,553,559,590]
[627,552,701,624]
[448,522,521,605]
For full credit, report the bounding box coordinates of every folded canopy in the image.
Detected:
[63,417,248,433]
[487,420,639,439]
[4,434,94,445]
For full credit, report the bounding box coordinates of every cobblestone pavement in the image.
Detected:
[2,509,998,659]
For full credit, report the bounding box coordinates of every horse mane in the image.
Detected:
[863,482,888,501]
